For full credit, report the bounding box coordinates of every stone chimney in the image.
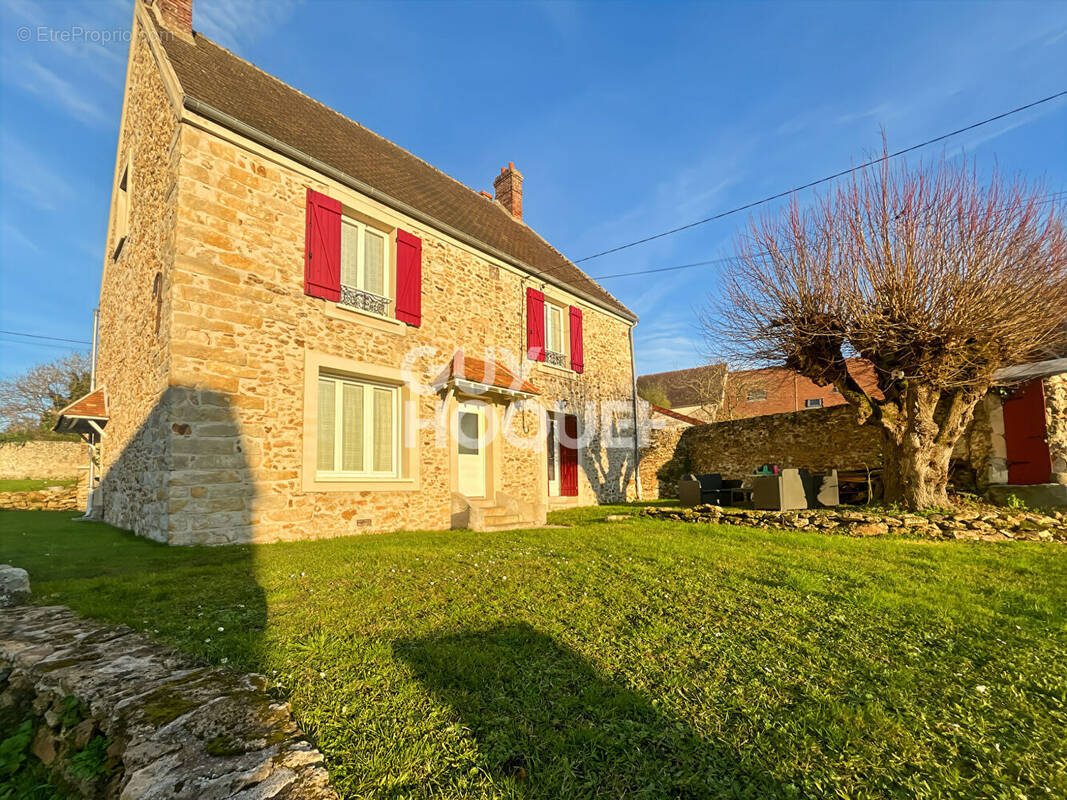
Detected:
[493,162,523,221]
[146,0,193,40]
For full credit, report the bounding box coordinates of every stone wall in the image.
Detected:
[683,405,883,480]
[0,484,80,511]
[1047,374,1067,484]
[0,441,85,479]
[95,22,638,544]
[639,422,690,499]
[1,604,336,799]
[95,9,179,541]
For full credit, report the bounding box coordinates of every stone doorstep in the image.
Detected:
[0,604,338,800]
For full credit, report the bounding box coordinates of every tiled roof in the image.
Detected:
[637,363,728,408]
[434,353,540,396]
[52,388,109,435]
[153,18,634,321]
[55,388,108,420]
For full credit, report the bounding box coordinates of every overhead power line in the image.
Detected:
[588,189,1067,281]
[570,89,1067,266]
[0,330,91,345]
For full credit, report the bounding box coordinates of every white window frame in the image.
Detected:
[544,302,566,356]
[316,373,400,480]
[804,398,823,409]
[339,215,391,310]
[747,389,767,402]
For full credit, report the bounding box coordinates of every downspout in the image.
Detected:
[629,325,642,501]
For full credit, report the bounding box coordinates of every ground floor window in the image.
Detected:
[316,374,398,478]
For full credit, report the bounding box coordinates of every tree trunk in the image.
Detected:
[877,384,984,511]
[881,430,954,510]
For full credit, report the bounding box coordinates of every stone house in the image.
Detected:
[59,0,641,544]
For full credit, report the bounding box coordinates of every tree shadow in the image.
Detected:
[393,623,793,799]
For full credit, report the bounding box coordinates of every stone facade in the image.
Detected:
[95,10,179,539]
[0,441,86,480]
[94,4,638,544]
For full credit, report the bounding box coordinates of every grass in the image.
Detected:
[1,507,1065,799]
[0,478,77,493]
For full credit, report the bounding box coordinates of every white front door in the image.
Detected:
[457,403,487,498]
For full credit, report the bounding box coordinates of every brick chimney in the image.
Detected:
[146,0,193,40]
[493,162,523,220]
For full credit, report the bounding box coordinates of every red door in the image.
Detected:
[1003,379,1051,485]
[560,414,579,497]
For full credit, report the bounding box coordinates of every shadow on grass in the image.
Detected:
[394,623,793,799]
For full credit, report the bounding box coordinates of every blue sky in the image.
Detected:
[1,0,1065,380]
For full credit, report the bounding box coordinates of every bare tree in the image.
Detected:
[0,352,91,434]
[705,153,1067,509]
[676,363,727,421]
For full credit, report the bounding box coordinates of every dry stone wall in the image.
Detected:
[0,441,86,479]
[1047,374,1067,484]
[0,484,80,511]
[1,604,337,799]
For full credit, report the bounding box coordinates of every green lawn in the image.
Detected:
[1,508,1065,799]
[0,478,76,493]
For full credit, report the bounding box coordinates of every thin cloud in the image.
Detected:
[0,132,76,210]
[9,57,110,127]
[195,0,300,47]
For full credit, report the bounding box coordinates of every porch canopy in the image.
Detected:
[52,387,109,436]
[432,352,540,400]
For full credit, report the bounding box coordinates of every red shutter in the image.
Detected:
[526,287,545,361]
[560,413,579,496]
[304,188,341,301]
[395,229,422,327]
[569,305,584,374]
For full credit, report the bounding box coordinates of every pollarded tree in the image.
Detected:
[706,154,1067,509]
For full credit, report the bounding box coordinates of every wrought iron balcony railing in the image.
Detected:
[340,285,390,317]
[545,350,568,368]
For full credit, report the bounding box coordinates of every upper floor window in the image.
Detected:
[113,162,131,260]
[804,398,823,409]
[340,216,390,316]
[544,302,568,368]
[747,389,767,402]
[316,374,399,479]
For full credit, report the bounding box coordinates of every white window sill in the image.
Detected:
[324,302,407,335]
[534,359,575,377]
[305,475,419,493]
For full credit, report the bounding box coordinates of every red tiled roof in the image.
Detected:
[55,388,108,420]
[650,405,704,426]
[52,388,109,435]
[152,16,635,322]
[435,353,540,396]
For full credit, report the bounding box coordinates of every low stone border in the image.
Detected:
[642,505,1067,542]
[1,605,337,799]
[0,484,79,510]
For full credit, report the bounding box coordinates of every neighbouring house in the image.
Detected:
[55,0,641,545]
[638,359,880,422]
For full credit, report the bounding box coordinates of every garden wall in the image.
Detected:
[0,440,86,479]
[641,399,1004,497]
